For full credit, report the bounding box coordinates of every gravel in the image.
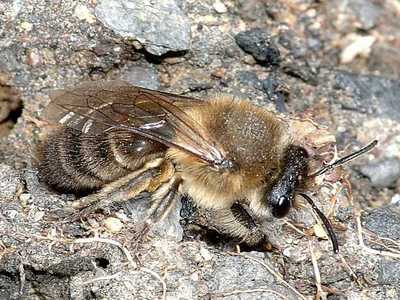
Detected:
[1,0,400,299]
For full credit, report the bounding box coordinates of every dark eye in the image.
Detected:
[271,195,291,218]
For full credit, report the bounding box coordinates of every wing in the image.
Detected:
[42,80,227,167]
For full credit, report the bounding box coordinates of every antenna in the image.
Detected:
[309,140,378,177]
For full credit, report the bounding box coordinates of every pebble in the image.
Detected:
[235,28,280,66]
[103,217,124,233]
[340,35,376,64]
[213,0,227,14]
[95,0,191,56]
[363,205,400,240]
[119,63,160,90]
[199,247,213,261]
[360,158,400,188]
[0,164,22,201]
[74,4,96,24]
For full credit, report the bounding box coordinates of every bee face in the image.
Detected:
[267,145,309,218]
[38,80,376,254]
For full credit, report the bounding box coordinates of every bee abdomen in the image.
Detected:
[38,128,166,193]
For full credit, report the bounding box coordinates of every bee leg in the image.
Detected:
[65,159,164,221]
[146,176,182,224]
[211,203,267,247]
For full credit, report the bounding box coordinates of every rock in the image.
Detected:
[235,28,280,66]
[340,35,376,64]
[262,76,288,112]
[0,48,19,71]
[238,71,262,89]
[213,0,227,14]
[125,193,183,242]
[103,217,124,233]
[349,0,383,30]
[0,164,22,201]
[118,63,160,90]
[360,158,400,188]
[74,4,96,24]
[334,72,400,121]
[363,205,400,240]
[378,259,400,284]
[95,0,191,56]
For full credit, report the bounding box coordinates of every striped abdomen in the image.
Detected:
[38,127,166,193]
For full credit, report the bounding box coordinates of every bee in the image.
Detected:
[37,80,377,253]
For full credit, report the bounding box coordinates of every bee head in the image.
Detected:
[267,145,309,218]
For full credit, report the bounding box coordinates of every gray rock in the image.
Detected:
[119,63,160,90]
[363,205,400,240]
[95,0,191,56]
[125,193,183,242]
[378,259,400,284]
[334,72,400,121]
[349,0,382,30]
[235,28,281,66]
[0,48,19,71]
[238,71,262,89]
[0,164,22,201]
[360,158,400,188]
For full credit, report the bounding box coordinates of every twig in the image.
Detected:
[73,237,136,268]
[283,220,307,237]
[211,288,287,299]
[353,202,400,259]
[82,272,122,285]
[337,254,363,287]
[15,231,137,268]
[18,262,26,296]
[226,251,307,300]
[308,241,325,300]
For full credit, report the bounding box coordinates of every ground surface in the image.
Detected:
[1,0,400,299]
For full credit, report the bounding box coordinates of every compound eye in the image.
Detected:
[271,195,291,218]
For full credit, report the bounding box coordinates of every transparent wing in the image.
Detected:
[42,80,227,166]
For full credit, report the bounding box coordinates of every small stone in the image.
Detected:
[19,193,31,202]
[26,49,42,66]
[163,57,185,65]
[211,68,225,78]
[199,247,213,261]
[103,217,124,233]
[0,164,22,201]
[313,223,328,239]
[119,63,160,90]
[20,21,33,31]
[363,205,400,240]
[235,28,280,66]
[391,194,400,205]
[349,0,383,30]
[213,0,227,14]
[74,4,96,24]
[360,158,400,188]
[340,35,376,64]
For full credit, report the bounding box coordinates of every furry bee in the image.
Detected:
[38,80,377,253]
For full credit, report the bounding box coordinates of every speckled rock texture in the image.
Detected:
[1,0,400,299]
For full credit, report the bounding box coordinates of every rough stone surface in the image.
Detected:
[0,164,22,201]
[378,259,400,285]
[1,0,400,299]
[235,28,281,66]
[334,72,400,121]
[95,0,191,56]
[363,205,400,240]
[360,158,400,188]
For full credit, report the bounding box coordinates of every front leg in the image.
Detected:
[208,203,267,247]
